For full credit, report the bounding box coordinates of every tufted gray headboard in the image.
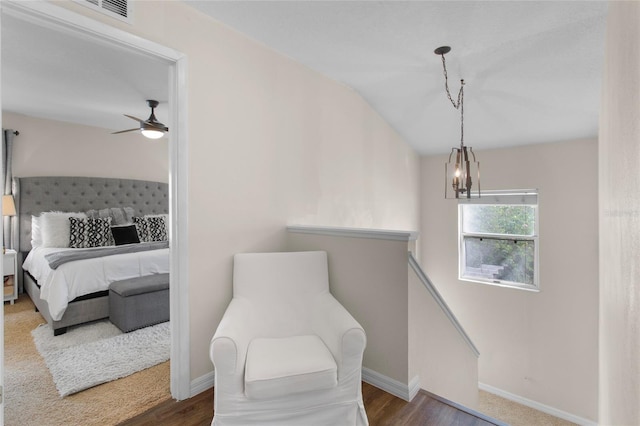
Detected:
[13,176,169,253]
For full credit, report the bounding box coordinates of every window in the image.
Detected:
[459,190,539,291]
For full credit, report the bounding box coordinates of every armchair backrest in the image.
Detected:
[233,251,330,301]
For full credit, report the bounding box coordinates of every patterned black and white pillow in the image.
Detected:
[133,217,151,242]
[133,216,167,242]
[147,216,167,242]
[68,217,113,248]
[69,217,89,248]
[87,217,113,247]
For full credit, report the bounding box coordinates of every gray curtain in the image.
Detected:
[2,129,15,249]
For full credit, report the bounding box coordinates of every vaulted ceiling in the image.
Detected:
[187,1,608,154]
[2,1,607,155]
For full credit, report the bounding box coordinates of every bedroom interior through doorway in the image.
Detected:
[0,0,190,418]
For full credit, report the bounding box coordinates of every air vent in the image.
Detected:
[75,0,132,24]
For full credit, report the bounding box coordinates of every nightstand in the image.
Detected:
[3,249,17,305]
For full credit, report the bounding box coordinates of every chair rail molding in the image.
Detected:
[287,225,419,242]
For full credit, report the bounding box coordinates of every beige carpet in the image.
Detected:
[478,390,577,426]
[5,294,171,426]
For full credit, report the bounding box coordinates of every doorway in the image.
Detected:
[0,1,189,422]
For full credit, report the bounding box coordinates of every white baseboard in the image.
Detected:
[478,382,597,426]
[362,367,419,402]
[408,375,421,401]
[191,370,215,397]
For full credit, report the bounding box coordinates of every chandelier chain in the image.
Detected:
[460,82,464,146]
[440,54,465,146]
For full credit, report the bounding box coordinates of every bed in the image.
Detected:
[14,176,169,335]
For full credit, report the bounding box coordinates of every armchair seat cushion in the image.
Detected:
[245,335,338,400]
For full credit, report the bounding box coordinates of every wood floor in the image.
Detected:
[120,382,504,426]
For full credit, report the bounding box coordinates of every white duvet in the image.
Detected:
[23,246,170,321]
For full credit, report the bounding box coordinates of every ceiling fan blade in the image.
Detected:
[111,128,140,134]
[124,114,145,123]
[118,101,168,135]
[145,121,168,131]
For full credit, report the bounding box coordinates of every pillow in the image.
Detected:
[145,214,169,240]
[41,212,87,248]
[86,207,135,226]
[133,216,167,242]
[85,209,99,219]
[145,213,168,220]
[87,218,114,247]
[31,215,43,248]
[112,207,135,225]
[133,217,151,242]
[69,217,90,248]
[111,224,140,246]
[69,217,113,248]
[146,216,168,242]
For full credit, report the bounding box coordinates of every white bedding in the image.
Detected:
[23,246,170,321]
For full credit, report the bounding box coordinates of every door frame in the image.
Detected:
[0,0,191,401]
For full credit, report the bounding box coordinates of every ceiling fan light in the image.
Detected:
[141,127,165,139]
[114,100,168,139]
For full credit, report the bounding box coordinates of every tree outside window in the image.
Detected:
[459,192,539,291]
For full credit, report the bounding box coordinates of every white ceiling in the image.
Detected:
[1,12,169,135]
[187,0,608,154]
[2,1,607,155]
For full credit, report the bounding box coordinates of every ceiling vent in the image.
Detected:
[76,0,132,24]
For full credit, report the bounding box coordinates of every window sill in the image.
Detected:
[459,277,540,292]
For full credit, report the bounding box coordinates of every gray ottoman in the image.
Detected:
[109,273,170,332]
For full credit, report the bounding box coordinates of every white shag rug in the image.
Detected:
[32,320,170,397]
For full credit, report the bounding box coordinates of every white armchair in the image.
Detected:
[210,251,368,426]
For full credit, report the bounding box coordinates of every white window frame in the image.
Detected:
[458,190,540,292]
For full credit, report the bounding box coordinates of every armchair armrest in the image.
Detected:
[311,293,366,381]
[210,297,256,394]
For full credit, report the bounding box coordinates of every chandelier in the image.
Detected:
[434,46,480,199]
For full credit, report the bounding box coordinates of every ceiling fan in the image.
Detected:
[112,99,168,139]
